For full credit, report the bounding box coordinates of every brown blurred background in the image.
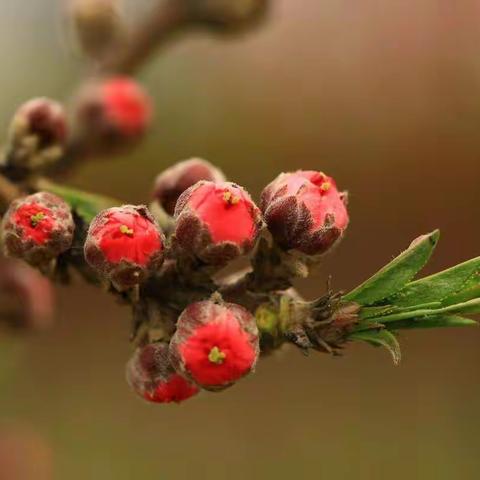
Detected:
[1,0,480,479]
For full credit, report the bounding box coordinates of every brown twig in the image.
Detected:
[100,0,193,74]
[0,174,22,213]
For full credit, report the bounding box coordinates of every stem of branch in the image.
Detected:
[101,0,193,74]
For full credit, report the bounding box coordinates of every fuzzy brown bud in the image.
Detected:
[3,98,67,174]
[153,158,226,216]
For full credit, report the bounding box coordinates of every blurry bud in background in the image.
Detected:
[187,0,270,33]
[73,77,152,156]
[153,158,226,216]
[1,98,68,176]
[0,424,53,480]
[70,0,125,60]
[0,258,55,331]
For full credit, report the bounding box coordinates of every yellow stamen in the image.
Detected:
[30,212,45,227]
[320,182,331,192]
[119,225,134,236]
[208,346,226,365]
[223,190,240,205]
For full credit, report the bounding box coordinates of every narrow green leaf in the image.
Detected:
[388,256,480,307]
[372,298,480,324]
[388,315,478,330]
[343,230,439,305]
[350,329,401,365]
[36,178,120,223]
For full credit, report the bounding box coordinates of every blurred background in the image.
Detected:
[0,0,480,478]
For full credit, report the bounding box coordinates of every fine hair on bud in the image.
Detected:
[5,98,68,172]
[261,170,349,256]
[126,342,199,404]
[169,297,260,391]
[84,205,165,290]
[1,192,75,267]
[173,180,263,265]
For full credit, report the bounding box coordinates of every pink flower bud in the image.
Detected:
[174,181,263,265]
[75,77,152,153]
[260,170,349,255]
[169,298,259,390]
[126,342,199,404]
[1,192,75,266]
[6,98,68,172]
[153,158,226,216]
[84,205,165,289]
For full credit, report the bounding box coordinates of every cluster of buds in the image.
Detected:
[127,297,259,403]
[0,154,350,403]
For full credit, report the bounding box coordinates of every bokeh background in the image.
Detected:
[1,0,480,479]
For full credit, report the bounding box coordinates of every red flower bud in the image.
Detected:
[174,181,263,265]
[75,77,152,153]
[169,298,259,390]
[1,192,75,266]
[153,158,226,216]
[260,170,349,256]
[84,205,165,289]
[126,342,199,404]
[5,98,68,172]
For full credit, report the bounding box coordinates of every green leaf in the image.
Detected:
[388,315,478,330]
[388,256,480,307]
[343,230,439,305]
[36,178,120,223]
[350,329,401,365]
[370,298,480,324]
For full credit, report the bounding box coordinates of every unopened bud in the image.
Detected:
[74,77,152,155]
[71,0,125,59]
[153,158,225,216]
[173,181,263,265]
[1,192,75,267]
[84,205,165,290]
[3,98,68,173]
[169,297,259,391]
[126,342,199,404]
[261,170,349,256]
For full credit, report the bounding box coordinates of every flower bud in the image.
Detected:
[153,158,226,216]
[0,258,55,331]
[169,297,259,391]
[4,98,68,173]
[188,0,269,33]
[260,170,349,256]
[174,181,263,265]
[126,342,199,404]
[71,0,125,60]
[84,205,164,290]
[74,77,152,154]
[1,192,75,267]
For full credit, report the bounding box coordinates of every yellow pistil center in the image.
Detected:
[30,212,45,227]
[320,181,331,192]
[119,224,134,236]
[223,190,240,206]
[208,346,226,365]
